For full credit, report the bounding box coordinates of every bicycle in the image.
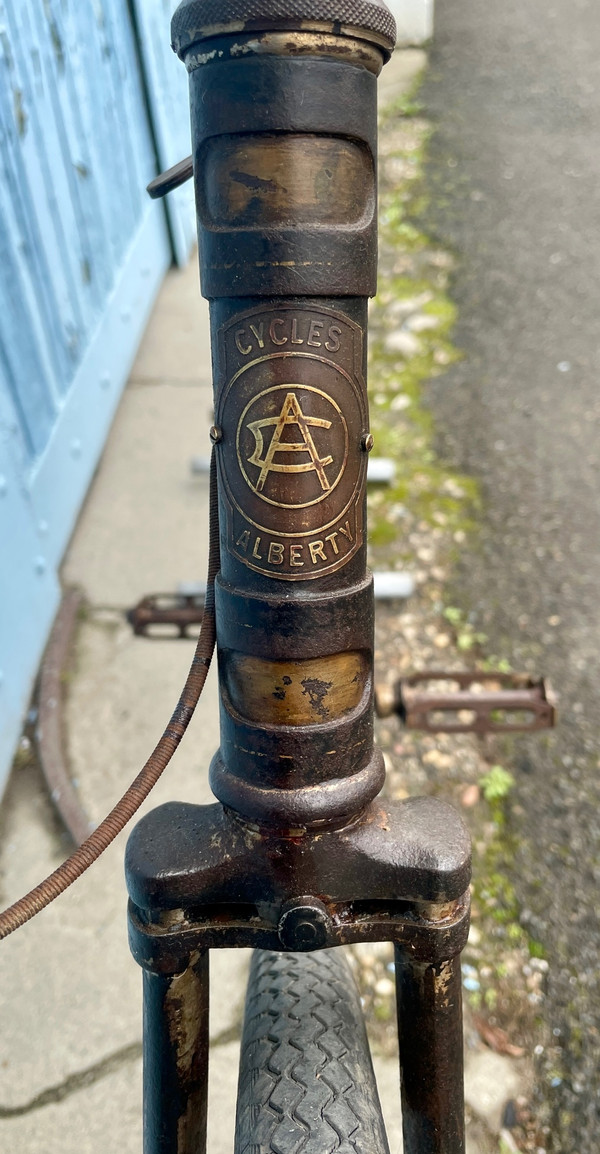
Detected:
[131,4,472,1151]
[1,3,473,1151]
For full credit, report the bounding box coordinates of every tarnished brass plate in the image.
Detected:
[216,306,367,580]
[224,651,368,725]
[200,134,374,230]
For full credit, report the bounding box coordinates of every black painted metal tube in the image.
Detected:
[143,953,210,1154]
[394,948,466,1154]
[169,3,397,831]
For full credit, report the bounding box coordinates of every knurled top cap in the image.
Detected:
[171,0,397,57]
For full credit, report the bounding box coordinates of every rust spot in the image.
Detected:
[230,168,278,193]
[376,806,390,830]
[301,677,333,719]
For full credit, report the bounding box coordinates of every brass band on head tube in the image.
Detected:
[184,29,386,74]
[224,651,369,726]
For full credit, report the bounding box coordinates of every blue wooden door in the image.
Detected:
[0,0,189,790]
[132,0,196,265]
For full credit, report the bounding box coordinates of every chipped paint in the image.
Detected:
[186,47,224,67]
[163,956,209,1150]
[434,958,455,1007]
[158,908,188,929]
[230,40,254,56]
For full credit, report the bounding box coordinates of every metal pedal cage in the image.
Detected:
[126,4,471,1153]
[376,670,557,735]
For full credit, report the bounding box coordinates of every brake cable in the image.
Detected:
[0,450,220,941]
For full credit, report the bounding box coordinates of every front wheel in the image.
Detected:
[234,948,390,1154]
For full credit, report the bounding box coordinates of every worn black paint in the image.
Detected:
[395,951,466,1154]
[127,6,470,1153]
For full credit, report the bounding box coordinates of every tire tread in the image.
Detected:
[234,949,390,1154]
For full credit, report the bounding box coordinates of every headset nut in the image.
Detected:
[278,898,332,951]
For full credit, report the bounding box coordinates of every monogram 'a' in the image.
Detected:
[247,391,334,494]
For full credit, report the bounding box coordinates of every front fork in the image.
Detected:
[126,4,471,1152]
[141,954,466,1153]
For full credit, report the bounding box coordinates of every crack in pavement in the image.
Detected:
[211,1021,242,1049]
[0,1022,242,1119]
[0,1043,142,1118]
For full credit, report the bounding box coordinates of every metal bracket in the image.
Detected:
[375,670,557,734]
[147,156,193,200]
[126,796,472,974]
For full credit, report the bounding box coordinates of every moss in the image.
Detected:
[371,70,548,1072]
[374,1000,393,1022]
[369,517,399,547]
[383,92,425,121]
[367,134,479,555]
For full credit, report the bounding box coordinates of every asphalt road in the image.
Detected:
[419,1,600,1148]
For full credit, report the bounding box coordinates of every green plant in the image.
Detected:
[479,765,515,805]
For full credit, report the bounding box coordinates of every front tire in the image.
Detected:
[234,948,390,1154]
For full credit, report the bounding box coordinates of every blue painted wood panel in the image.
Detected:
[0,421,61,781]
[0,0,174,790]
[132,0,196,265]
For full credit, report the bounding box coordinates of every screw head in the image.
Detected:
[361,432,375,452]
[209,425,222,444]
[278,898,332,951]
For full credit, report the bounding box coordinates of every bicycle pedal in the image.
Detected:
[126,592,205,639]
[375,670,557,734]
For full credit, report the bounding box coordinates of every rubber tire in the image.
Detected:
[234,948,391,1154]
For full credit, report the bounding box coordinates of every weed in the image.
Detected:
[479,765,516,805]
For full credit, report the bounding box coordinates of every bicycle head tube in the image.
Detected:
[171,0,396,831]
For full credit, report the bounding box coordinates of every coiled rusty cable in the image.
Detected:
[0,449,220,941]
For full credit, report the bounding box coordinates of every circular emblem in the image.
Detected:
[216,307,367,580]
[237,384,348,510]
[218,350,364,541]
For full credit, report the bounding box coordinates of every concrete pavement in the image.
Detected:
[420,2,600,1147]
